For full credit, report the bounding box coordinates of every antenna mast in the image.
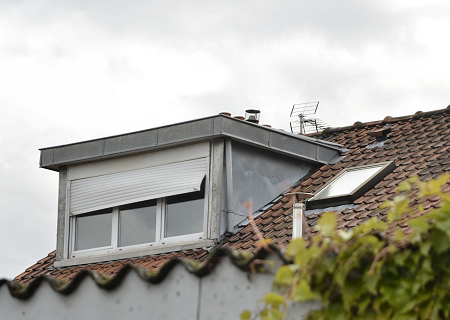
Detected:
[290,101,329,134]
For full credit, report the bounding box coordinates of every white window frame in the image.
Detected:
[69,191,209,259]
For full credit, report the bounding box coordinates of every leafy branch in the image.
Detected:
[242,174,450,320]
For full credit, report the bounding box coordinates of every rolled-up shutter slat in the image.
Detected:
[70,158,207,215]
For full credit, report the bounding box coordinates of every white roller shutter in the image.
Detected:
[70,158,207,215]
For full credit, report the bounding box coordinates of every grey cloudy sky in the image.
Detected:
[1,0,449,279]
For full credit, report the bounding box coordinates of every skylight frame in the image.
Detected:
[307,161,396,209]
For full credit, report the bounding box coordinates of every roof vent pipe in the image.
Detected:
[245,109,260,124]
[286,192,314,239]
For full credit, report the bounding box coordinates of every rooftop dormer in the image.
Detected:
[39,113,344,267]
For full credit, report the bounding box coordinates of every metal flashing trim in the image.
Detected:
[328,154,348,165]
[2,245,286,300]
[305,204,358,216]
[39,115,344,171]
[366,139,389,150]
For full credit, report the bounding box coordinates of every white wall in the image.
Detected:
[0,257,321,320]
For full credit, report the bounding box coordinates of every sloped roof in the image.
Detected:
[14,107,450,284]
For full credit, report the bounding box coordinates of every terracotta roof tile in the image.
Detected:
[345,218,361,228]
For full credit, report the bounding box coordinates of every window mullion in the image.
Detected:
[155,198,164,243]
[111,207,119,250]
[70,217,75,257]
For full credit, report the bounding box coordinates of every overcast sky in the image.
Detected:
[1,0,449,279]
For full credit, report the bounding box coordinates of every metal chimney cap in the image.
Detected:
[245,109,260,124]
[286,192,314,201]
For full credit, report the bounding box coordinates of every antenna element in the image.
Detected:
[290,101,329,134]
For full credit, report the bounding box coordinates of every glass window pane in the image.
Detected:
[165,191,204,238]
[75,209,112,251]
[119,200,157,247]
[314,165,383,200]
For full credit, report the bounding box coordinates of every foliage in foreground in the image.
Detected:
[242,174,450,320]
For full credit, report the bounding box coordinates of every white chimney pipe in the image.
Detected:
[292,202,304,239]
[287,192,314,240]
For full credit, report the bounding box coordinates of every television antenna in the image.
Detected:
[289,101,329,134]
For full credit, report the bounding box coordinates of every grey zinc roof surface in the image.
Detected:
[39,114,343,171]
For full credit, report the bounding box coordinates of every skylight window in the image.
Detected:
[308,162,395,209]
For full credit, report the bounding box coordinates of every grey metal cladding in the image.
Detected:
[213,116,223,134]
[40,115,344,170]
[269,132,318,160]
[103,130,157,155]
[220,117,270,145]
[53,140,104,164]
[157,118,214,144]
[40,149,54,167]
[316,145,342,163]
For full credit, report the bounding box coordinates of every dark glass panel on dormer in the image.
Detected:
[75,209,112,251]
[119,200,157,247]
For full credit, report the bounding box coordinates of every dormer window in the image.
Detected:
[307,161,395,209]
[60,142,211,264]
[71,182,206,258]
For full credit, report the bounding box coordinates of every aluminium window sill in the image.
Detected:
[54,239,215,268]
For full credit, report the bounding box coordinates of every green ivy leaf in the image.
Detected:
[394,228,405,241]
[293,280,319,302]
[275,265,294,287]
[286,238,305,259]
[261,292,285,308]
[364,270,381,295]
[328,302,347,320]
[393,251,409,266]
[435,215,450,232]
[240,310,252,320]
[379,200,392,209]
[409,216,430,234]
[387,196,410,222]
[397,181,411,192]
[355,217,387,235]
[431,229,450,253]
[316,212,337,237]
[338,229,353,241]
[342,278,364,311]
[408,175,419,184]
[260,307,283,320]
[419,240,432,256]
[357,295,371,315]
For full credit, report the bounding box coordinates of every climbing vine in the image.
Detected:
[242,174,450,320]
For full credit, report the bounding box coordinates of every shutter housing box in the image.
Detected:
[70,158,207,215]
